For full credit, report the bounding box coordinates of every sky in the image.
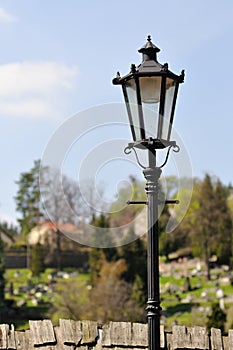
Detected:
[1,0,233,225]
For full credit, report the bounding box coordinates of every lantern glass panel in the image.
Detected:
[139,76,162,103]
[162,78,176,140]
[141,103,159,140]
[125,79,142,141]
[139,76,161,139]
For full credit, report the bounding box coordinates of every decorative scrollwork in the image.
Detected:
[173,144,180,153]
[124,143,180,170]
[159,144,180,168]
[124,145,147,169]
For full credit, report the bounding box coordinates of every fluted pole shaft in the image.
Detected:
[143,147,162,350]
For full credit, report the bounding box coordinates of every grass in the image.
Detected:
[159,265,233,331]
[3,266,233,331]
[3,268,91,330]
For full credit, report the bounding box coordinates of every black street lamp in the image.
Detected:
[113,36,184,350]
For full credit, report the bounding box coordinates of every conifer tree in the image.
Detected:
[185,175,232,279]
[89,213,118,284]
[15,160,42,239]
[0,236,5,305]
[207,302,226,332]
[30,242,45,277]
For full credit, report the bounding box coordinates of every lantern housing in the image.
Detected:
[113,36,184,149]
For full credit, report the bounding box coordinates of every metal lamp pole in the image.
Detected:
[113,35,184,350]
[144,147,162,350]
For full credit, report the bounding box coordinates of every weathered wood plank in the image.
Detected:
[228,329,233,350]
[0,324,9,349]
[172,325,209,349]
[59,319,74,345]
[222,336,229,350]
[210,328,223,350]
[7,324,16,349]
[166,332,173,350]
[192,326,209,349]
[114,347,135,350]
[101,321,132,346]
[102,322,164,348]
[15,331,27,350]
[131,323,147,347]
[53,326,74,350]
[172,325,193,349]
[1,320,233,350]
[81,320,98,344]
[59,319,82,345]
[72,320,82,344]
[25,329,35,350]
[160,324,165,348]
[109,321,132,346]
[29,319,56,346]
[101,323,111,346]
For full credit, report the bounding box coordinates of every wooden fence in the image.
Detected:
[0,320,232,349]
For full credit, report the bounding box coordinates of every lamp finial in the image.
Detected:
[138,35,160,62]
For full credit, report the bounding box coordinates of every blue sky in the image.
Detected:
[1,0,233,225]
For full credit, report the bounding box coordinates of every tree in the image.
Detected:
[16,161,88,238]
[89,213,118,284]
[30,242,45,277]
[0,221,18,238]
[52,259,144,323]
[86,259,144,322]
[159,205,176,260]
[0,236,5,306]
[15,160,43,238]
[40,167,84,270]
[182,175,232,279]
[51,279,89,322]
[40,167,82,226]
[207,302,226,332]
[119,232,147,286]
[110,176,146,227]
[212,180,232,265]
[131,274,147,307]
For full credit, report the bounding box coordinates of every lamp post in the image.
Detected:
[113,36,184,350]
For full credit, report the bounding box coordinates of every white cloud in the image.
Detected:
[0,7,17,23]
[0,61,78,119]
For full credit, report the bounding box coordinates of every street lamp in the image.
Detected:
[113,36,184,350]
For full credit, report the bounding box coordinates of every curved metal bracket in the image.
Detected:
[124,143,180,169]
[158,144,180,168]
[124,145,147,169]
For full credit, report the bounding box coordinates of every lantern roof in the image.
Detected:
[137,35,163,74]
[113,35,184,84]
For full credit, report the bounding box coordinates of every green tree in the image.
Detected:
[15,160,43,239]
[182,175,232,279]
[159,205,177,260]
[212,180,232,265]
[110,176,146,228]
[51,279,89,322]
[0,236,5,306]
[119,233,147,286]
[52,259,144,323]
[89,213,118,284]
[131,274,147,307]
[30,242,45,277]
[207,303,226,332]
[86,259,144,322]
[0,221,18,238]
